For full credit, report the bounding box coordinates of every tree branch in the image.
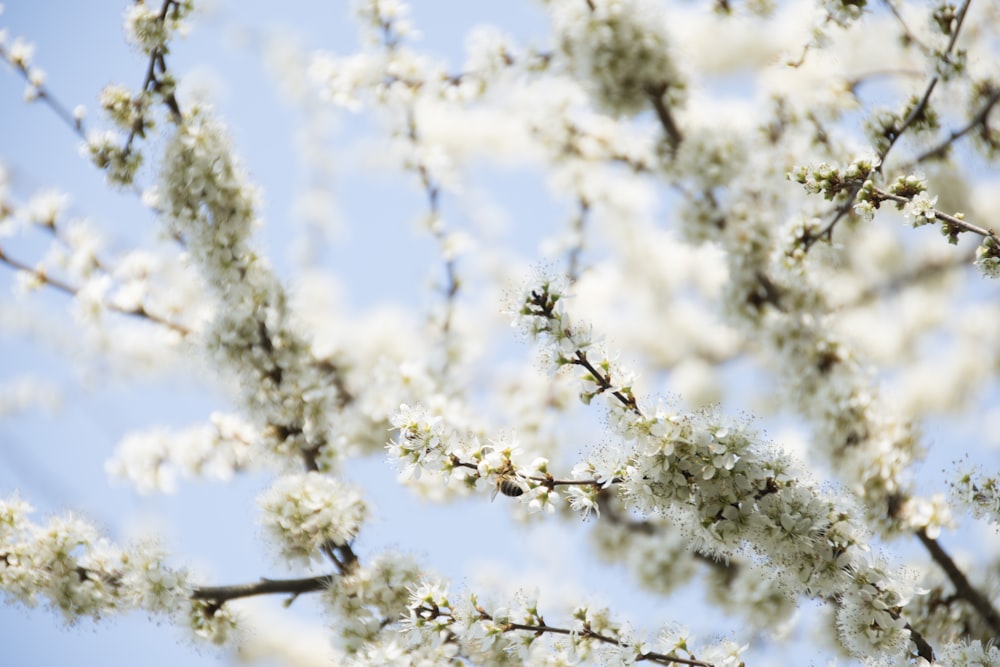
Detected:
[647,83,683,150]
[191,574,334,604]
[916,528,1000,638]
[876,0,971,171]
[905,621,935,662]
[871,186,1000,245]
[911,84,1000,165]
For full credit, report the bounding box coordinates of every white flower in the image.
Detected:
[123,1,167,53]
[106,415,261,494]
[551,0,683,116]
[901,192,938,227]
[898,493,952,538]
[258,472,369,565]
[7,37,34,68]
[975,237,1000,279]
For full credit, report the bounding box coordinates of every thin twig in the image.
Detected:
[446,603,720,667]
[876,0,971,171]
[880,0,932,55]
[647,83,683,150]
[916,528,1000,639]
[567,196,590,283]
[872,186,1000,244]
[811,0,972,245]
[0,245,192,335]
[842,250,974,308]
[910,85,1000,165]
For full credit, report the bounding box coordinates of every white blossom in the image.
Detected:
[902,192,939,228]
[106,413,263,494]
[550,0,684,117]
[258,472,369,565]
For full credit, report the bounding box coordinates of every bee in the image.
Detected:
[491,472,526,501]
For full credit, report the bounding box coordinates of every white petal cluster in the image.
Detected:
[81,129,143,186]
[98,83,145,132]
[105,412,263,494]
[975,237,1000,279]
[550,0,683,117]
[931,640,1000,666]
[353,0,417,47]
[308,52,382,112]
[0,495,194,625]
[514,279,916,662]
[188,598,239,645]
[122,0,192,54]
[258,472,368,566]
[952,468,1000,526]
[322,552,423,653]
[902,192,939,228]
[160,105,345,466]
[823,0,867,27]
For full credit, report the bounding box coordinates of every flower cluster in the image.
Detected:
[389,403,563,510]
[512,278,918,661]
[122,0,192,55]
[322,552,423,653]
[0,495,200,628]
[952,468,1000,525]
[512,275,597,370]
[394,580,748,666]
[159,105,347,466]
[98,82,153,137]
[975,236,1000,279]
[258,472,368,566]
[550,0,684,117]
[789,154,879,205]
[81,129,143,187]
[105,412,263,494]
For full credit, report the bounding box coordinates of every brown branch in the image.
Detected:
[402,104,460,364]
[124,0,183,154]
[446,603,719,667]
[843,249,975,308]
[191,574,334,604]
[804,181,865,249]
[0,44,86,139]
[497,619,715,666]
[880,0,932,55]
[871,187,1000,244]
[876,0,971,171]
[911,85,1000,164]
[647,83,683,150]
[572,349,643,415]
[810,0,972,245]
[916,528,1000,638]
[905,622,936,663]
[0,245,192,335]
